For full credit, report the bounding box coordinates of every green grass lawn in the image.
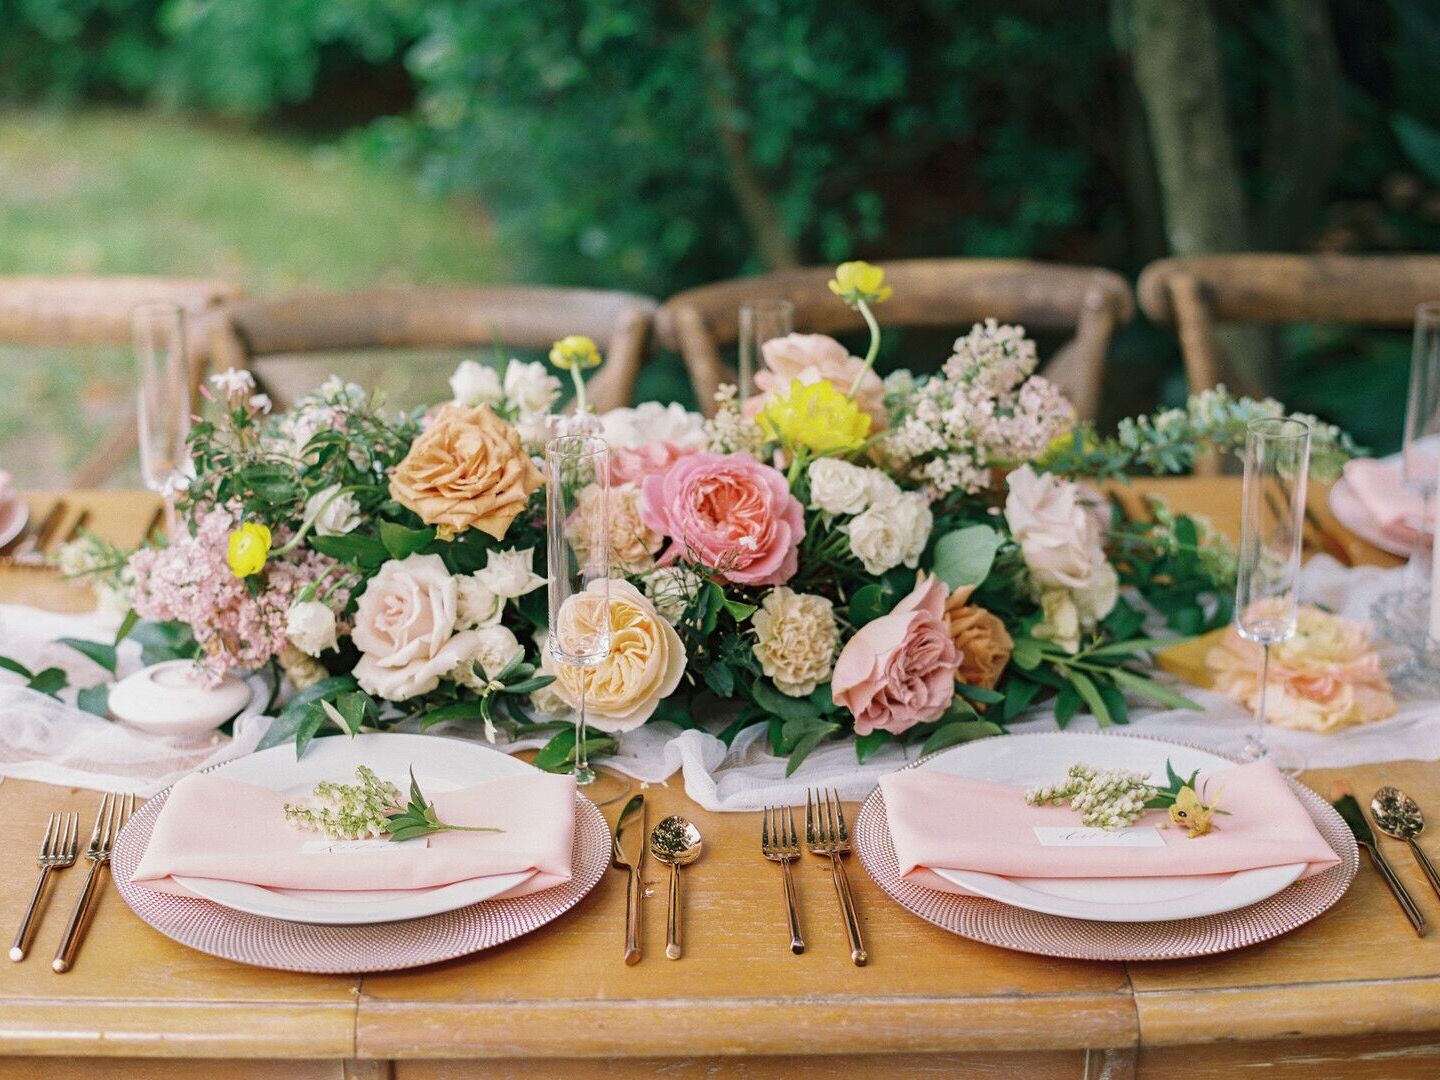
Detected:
[0,108,500,486]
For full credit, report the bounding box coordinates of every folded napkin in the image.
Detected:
[132,770,576,899]
[881,760,1339,895]
[1342,458,1421,547]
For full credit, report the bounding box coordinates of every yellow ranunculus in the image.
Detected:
[548,335,604,371]
[759,378,872,455]
[227,522,272,578]
[827,260,893,307]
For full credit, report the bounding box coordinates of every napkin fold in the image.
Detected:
[132,770,577,899]
[881,760,1339,895]
[1342,458,1421,548]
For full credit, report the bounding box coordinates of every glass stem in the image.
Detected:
[575,671,590,780]
[1250,642,1272,760]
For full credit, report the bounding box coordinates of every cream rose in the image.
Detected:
[304,484,361,538]
[752,587,839,697]
[451,624,525,690]
[807,458,898,517]
[454,574,505,630]
[846,490,932,575]
[545,578,686,732]
[389,404,544,541]
[352,554,482,701]
[285,600,339,657]
[476,547,547,599]
[570,482,664,574]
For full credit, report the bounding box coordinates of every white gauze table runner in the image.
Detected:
[1,557,1437,810]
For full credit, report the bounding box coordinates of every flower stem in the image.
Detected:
[569,364,589,416]
[847,299,882,400]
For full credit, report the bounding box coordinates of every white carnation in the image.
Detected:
[846,491,933,576]
[304,484,361,538]
[286,600,339,658]
[503,360,562,415]
[449,360,504,407]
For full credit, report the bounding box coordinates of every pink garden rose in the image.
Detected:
[832,572,958,735]
[610,441,698,486]
[640,451,805,586]
[743,333,887,430]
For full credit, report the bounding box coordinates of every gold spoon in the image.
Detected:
[649,815,702,960]
[1371,786,1440,900]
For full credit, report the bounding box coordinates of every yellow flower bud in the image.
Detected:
[758,378,872,455]
[827,260,893,307]
[227,522,272,578]
[548,335,604,371]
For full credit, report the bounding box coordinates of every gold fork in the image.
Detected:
[805,788,867,966]
[52,792,135,973]
[761,805,805,955]
[9,813,79,962]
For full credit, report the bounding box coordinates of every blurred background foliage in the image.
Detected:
[2,0,1439,479]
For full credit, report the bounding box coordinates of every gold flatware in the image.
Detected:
[1331,783,1426,936]
[6,499,65,567]
[611,793,646,965]
[806,788,866,966]
[62,509,91,545]
[649,815,702,960]
[9,813,79,962]
[761,805,804,955]
[52,792,135,973]
[141,503,165,544]
[1371,787,1440,901]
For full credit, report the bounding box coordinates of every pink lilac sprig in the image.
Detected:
[126,505,349,683]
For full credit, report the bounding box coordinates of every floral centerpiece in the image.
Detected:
[59,262,1358,775]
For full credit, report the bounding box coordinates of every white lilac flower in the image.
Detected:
[449,360,505,407]
[304,484,362,538]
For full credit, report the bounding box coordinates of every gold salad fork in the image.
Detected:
[805,788,867,966]
[9,813,79,962]
[52,792,135,973]
[761,805,805,954]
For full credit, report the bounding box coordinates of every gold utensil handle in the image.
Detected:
[9,866,52,962]
[828,856,867,966]
[665,862,682,960]
[1367,844,1427,937]
[623,865,642,966]
[779,860,804,955]
[1407,838,1440,902]
[52,861,104,973]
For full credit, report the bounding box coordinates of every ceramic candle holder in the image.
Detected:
[108,660,254,738]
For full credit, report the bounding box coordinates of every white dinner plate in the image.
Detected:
[172,733,535,925]
[0,497,28,551]
[1328,472,1413,557]
[921,732,1307,922]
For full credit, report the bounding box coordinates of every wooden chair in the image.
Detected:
[655,259,1134,420]
[204,286,657,413]
[1138,253,1440,397]
[0,275,244,486]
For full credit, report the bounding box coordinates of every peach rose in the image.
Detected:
[570,482,664,574]
[389,404,543,541]
[945,585,1013,691]
[832,572,957,735]
[545,578,687,733]
[352,554,482,701]
[1207,602,1397,733]
[743,333,887,431]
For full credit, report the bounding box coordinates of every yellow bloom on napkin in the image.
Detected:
[758,378,872,454]
[226,522,272,577]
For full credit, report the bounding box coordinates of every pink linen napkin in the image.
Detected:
[1342,458,1421,547]
[881,760,1339,895]
[132,771,577,899]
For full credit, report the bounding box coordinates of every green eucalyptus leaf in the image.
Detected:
[58,637,117,674]
[931,525,1001,588]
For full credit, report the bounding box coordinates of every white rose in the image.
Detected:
[807,459,899,516]
[450,624,524,689]
[304,484,362,538]
[285,600,340,657]
[514,411,555,451]
[846,490,933,576]
[503,360,562,415]
[1004,465,1109,593]
[476,548,547,599]
[351,554,481,701]
[1073,560,1118,626]
[600,401,707,451]
[455,574,505,630]
[643,564,704,623]
[449,360,504,407]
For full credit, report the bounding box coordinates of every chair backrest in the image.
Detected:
[655,259,1134,419]
[205,285,658,412]
[1137,254,1440,395]
[0,275,245,488]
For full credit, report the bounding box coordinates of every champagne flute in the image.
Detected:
[1402,303,1440,607]
[737,299,794,400]
[134,303,191,537]
[546,434,611,786]
[1235,417,1311,762]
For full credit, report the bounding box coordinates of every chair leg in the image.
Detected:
[674,305,734,418]
[1168,275,1225,476]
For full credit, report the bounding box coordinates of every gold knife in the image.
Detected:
[1332,783,1426,937]
[611,793,646,965]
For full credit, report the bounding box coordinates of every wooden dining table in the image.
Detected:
[1,483,1436,1080]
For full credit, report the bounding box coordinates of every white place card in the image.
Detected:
[300,838,425,855]
[1032,826,1165,848]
